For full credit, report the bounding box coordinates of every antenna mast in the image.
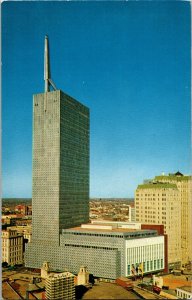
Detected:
[44,35,57,92]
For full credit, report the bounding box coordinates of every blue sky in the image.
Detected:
[2,1,191,198]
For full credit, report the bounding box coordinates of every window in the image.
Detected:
[147,261,149,271]
[150,261,153,270]
[143,262,145,272]
[161,259,163,268]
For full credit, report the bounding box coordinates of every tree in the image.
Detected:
[89,274,95,285]
[2,262,8,268]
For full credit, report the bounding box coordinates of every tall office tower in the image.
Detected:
[32,90,89,245]
[155,172,192,264]
[30,36,89,246]
[135,181,182,269]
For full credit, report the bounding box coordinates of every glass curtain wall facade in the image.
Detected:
[32,90,89,245]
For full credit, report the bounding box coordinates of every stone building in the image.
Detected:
[155,172,192,264]
[2,229,23,265]
[135,172,191,269]
[77,266,89,286]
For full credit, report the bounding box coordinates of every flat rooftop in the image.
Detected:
[62,224,158,238]
[177,286,192,293]
[68,226,141,233]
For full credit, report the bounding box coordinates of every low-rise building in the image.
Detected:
[2,215,18,226]
[15,216,32,226]
[15,205,27,215]
[8,225,32,243]
[2,229,23,265]
[2,216,11,225]
[176,286,192,299]
[141,224,168,273]
[128,205,135,222]
[7,225,32,253]
[45,272,75,300]
[26,221,166,279]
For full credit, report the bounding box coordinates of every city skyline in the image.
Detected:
[2,1,191,198]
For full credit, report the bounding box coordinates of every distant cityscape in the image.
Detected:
[2,197,134,224]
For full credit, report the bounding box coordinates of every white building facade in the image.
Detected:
[176,287,192,299]
[125,236,164,276]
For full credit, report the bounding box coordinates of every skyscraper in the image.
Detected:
[28,36,89,247]
[32,90,89,245]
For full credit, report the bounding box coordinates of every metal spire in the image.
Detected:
[44,35,57,92]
